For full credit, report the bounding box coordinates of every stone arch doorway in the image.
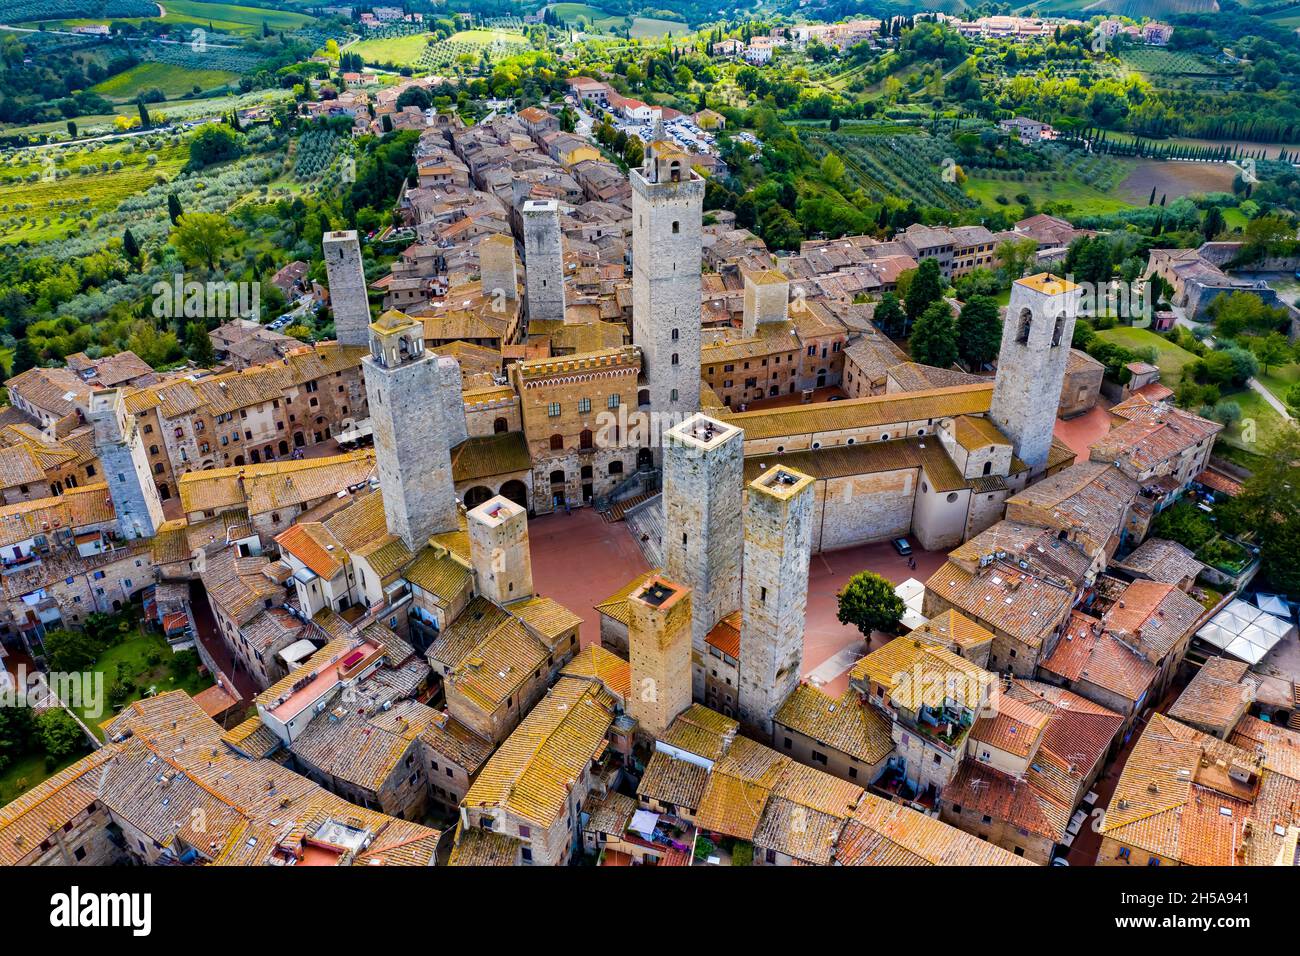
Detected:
[500,479,528,509]
[463,485,494,509]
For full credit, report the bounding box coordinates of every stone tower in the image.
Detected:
[478,233,518,304]
[662,413,743,699]
[88,388,164,540]
[989,273,1082,474]
[521,199,565,326]
[437,354,468,448]
[631,140,704,415]
[742,267,790,337]
[738,464,815,736]
[626,575,693,738]
[363,312,460,552]
[322,230,372,347]
[467,495,533,606]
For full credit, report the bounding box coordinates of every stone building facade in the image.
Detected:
[662,414,743,699]
[323,230,372,347]
[522,199,566,326]
[738,465,815,736]
[631,143,704,417]
[88,388,164,540]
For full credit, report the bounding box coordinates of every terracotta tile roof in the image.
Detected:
[970,694,1051,758]
[510,595,583,645]
[1112,537,1204,585]
[1100,714,1300,866]
[0,444,47,488]
[448,823,522,865]
[1102,579,1204,662]
[1168,657,1253,733]
[835,791,1034,866]
[560,645,630,702]
[402,544,473,605]
[583,790,635,837]
[924,560,1074,646]
[773,684,893,765]
[463,677,616,829]
[704,609,741,658]
[180,451,376,517]
[740,436,969,494]
[850,636,995,711]
[1039,610,1157,704]
[906,609,993,652]
[659,704,739,761]
[450,432,531,482]
[594,572,656,628]
[719,382,994,441]
[638,750,710,811]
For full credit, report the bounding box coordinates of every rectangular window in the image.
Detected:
[607,394,619,409]
[547,403,561,417]
[577,398,591,414]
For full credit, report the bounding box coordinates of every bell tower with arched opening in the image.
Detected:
[989,273,1081,475]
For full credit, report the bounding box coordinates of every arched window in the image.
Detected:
[609,460,624,476]
[493,417,508,434]
[1015,308,1033,345]
[549,434,564,451]
[549,470,566,486]
[1051,313,1065,347]
[580,429,594,450]
[983,461,992,476]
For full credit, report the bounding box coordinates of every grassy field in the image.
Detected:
[1255,362,1300,408]
[1094,326,1201,382]
[73,630,211,740]
[348,31,435,66]
[1220,386,1292,454]
[964,171,1134,219]
[38,1,313,33]
[547,3,687,36]
[91,61,240,100]
[0,748,86,806]
[0,138,188,245]
[629,16,689,37]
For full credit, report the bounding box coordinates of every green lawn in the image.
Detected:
[1256,362,1300,408]
[1220,386,1292,455]
[347,31,435,66]
[964,172,1134,219]
[73,629,211,739]
[91,62,240,101]
[1094,326,1201,382]
[0,748,86,806]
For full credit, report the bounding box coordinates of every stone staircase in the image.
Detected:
[601,491,658,523]
[623,494,664,569]
[1289,681,1300,730]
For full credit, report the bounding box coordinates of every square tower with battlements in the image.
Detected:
[739,464,816,736]
[88,388,165,540]
[989,273,1081,475]
[662,413,743,698]
[322,230,372,348]
[363,312,460,552]
[467,495,533,606]
[521,199,566,327]
[631,142,704,416]
[627,575,693,738]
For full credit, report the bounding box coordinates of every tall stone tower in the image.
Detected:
[989,274,1081,474]
[631,141,704,415]
[662,413,743,699]
[521,199,565,326]
[88,389,164,540]
[738,464,815,736]
[742,267,790,337]
[626,575,693,739]
[322,230,371,347]
[478,233,518,304]
[437,354,468,448]
[363,312,459,552]
[467,495,533,606]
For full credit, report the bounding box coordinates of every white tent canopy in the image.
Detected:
[1197,599,1297,666]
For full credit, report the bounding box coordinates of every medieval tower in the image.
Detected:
[626,575,693,739]
[989,273,1082,474]
[742,267,790,337]
[88,388,165,541]
[662,413,743,699]
[363,312,460,552]
[467,495,533,607]
[478,233,518,304]
[322,230,372,348]
[631,141,704,415]
[738,464,816,736]
[521,199,566,326]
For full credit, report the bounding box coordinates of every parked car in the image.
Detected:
[892,537,912,557]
